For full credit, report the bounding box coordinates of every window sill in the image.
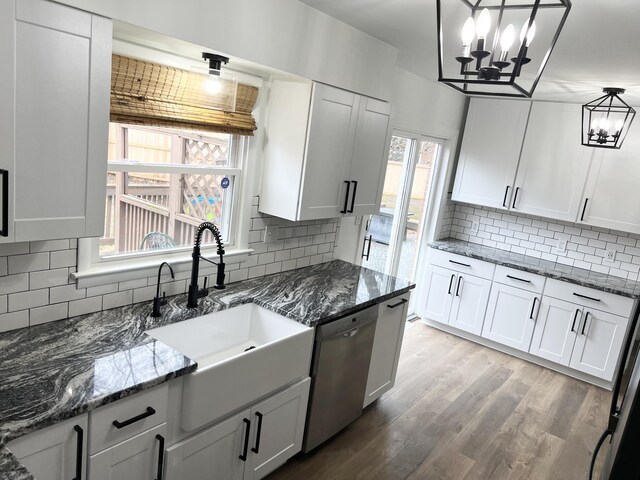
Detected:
[72,248,253,288]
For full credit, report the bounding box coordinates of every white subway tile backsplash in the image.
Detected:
[0,296,6,314]
[9,289,49,312]
[0,274,28,295]
[0,243,29,257]
[50,284,86,303]
[30,239,70,253]
[49,249,76,269]
[30,268,70,290]
[8,252,49,274]
[102,291,133,310]
[30,303,68,326]
[0,311,29,333]
[69,296,103,317]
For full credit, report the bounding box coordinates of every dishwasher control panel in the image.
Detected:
[316,304,378,340]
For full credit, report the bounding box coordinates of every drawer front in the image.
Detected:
[493,265,545,294]
[89,383,168,455]
[428,248,495,280]
[544,278,634,318]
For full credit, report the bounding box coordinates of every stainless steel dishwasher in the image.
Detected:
[303,304,378,452]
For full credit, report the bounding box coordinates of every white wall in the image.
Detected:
[57,0,397,101]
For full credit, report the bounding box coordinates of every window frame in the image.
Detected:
[76,123,252,282]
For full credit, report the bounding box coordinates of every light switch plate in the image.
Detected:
[470,220,479,233]
[554,239,567,254]
[264,226,277,242]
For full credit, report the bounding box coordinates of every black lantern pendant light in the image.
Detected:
[436,0,571,98]
[582,88,636,149]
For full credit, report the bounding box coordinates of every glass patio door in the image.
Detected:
[361,133,441,284]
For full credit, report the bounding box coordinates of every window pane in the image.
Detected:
[126,128,172,164]
[184,134,231,167]
[99,171,234,257]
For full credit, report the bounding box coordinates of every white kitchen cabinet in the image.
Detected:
[88,423,166,480]
[0,0,111,242]
[364,293,410,408]
[569,308,628,380]
[9,414,88,480]
[448,273,492,336]
[529,296,580,366]
[165,410,248,480]
[420,265,457,324]
[166,378,310,480]
[452,97,530,209]
[482,283,540,352]
[579,119,640,233]
[512,102,594,221]
[260,80,391,221]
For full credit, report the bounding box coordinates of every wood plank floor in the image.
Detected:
[267,322,611,480]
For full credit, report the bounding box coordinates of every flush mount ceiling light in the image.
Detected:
[582,88,636,149]
[436,0,571,98]
[202,52,229,94]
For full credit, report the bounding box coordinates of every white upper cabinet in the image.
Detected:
[452,97,530,209]
[0,0,111,242]
[512,102,594,221]
[579,119,640,233]
[260,80,391,221]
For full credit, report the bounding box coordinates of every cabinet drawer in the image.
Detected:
[544,278,634,318]
[89,383,168,455]
[428,248,495,280]
[493,265,545,294]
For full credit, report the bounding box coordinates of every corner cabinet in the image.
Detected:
[259,80,392,221]
[8,414,89,480]
[451,97,530,209]
[364,293,410,408]
[0,0,111,242]
[166,378,310,480]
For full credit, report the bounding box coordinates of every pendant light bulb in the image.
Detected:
[615,119,624,132]
[476,8,491,40]
[204,75,222,94]
[520,20,536,46]
[590,119,599,131]
[461,17,476,45]
[598,117,610,132]
[500,24,515,51]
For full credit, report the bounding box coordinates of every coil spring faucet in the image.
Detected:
[187,221,225,308]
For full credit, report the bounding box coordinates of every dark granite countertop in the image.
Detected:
[430,239,640,299]
[0,260,413,479]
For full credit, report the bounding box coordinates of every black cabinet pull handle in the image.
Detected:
[455,276,463,297]
[340,181,351,214]
[72,425,83,480]
[447,274,455,295]
[581,198,589,222]
[449,259,471,267]
[502,185,511,208]
[573,292,601,302]
[388,298,408,309]
[529,297,538,320]
[0,170,7,237]
[348,180,358,213]
[512,187,520,209]
[506,274,531,284]
[112,406,156,429]
[154,434,164,480]
[362,235,372,260]
[251,412,263,454]
[239,418,251,461]
[571,309,581,332]
[582,311,590,336]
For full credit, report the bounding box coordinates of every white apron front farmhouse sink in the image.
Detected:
[146,303,314,431]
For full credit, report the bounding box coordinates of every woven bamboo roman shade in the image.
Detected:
[110,54,258,135]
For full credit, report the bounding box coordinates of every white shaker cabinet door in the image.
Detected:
[512,102,593,221]
[482,283,539,352]
[448,273,491,336]
[569,309,629,381]
[529,297,580,366]
[298,83,358,220]
[452,97,530,209]
[419,265,456,324]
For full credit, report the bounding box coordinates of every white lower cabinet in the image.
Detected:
[421,265,456,324]
[88,423,166,480]
[482,283,540,352]
[529,296,629,381]
[364,293,410,408]
[448,274,492,336]
[9,414,88,480]
[166,377,311,480]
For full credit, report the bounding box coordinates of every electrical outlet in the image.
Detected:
[606,249,616,262]
[264,226,277,242]
[470,220,479,233]
[554,239,567,254]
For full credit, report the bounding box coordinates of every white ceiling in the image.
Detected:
[300,0,640,105]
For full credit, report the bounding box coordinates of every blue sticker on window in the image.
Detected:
[221,177,230,189]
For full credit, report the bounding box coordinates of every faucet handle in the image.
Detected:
[160,291,167,306]
[198,276,209,298]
